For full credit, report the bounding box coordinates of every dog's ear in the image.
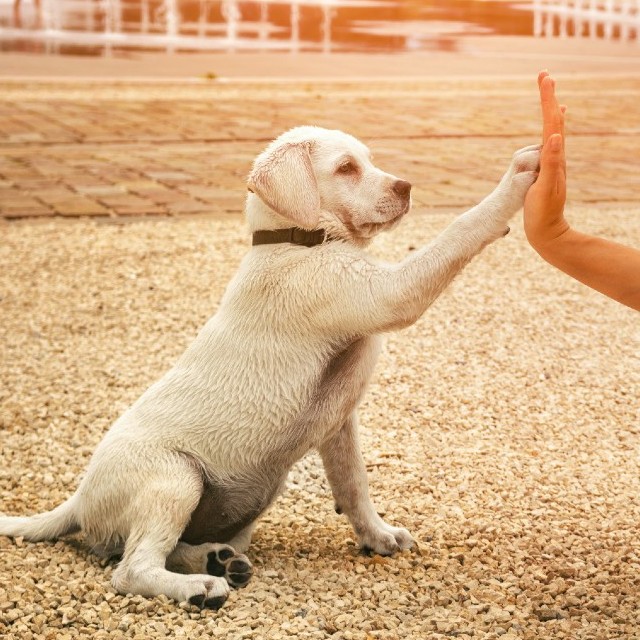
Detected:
[247,141,320,229]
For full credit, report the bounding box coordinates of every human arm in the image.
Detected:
[524,71,640,311]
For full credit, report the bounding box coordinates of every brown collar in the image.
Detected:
[252,227,328,247]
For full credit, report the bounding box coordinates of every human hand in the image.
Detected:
[523,71,569,250]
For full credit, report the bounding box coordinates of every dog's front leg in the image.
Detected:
[313,145,540,336]
[319,413,414,555]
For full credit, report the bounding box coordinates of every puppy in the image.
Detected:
[0,126,539,609]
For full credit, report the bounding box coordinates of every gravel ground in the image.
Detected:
[1,209,639,639]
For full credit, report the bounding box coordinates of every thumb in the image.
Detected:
[536,133,565,196]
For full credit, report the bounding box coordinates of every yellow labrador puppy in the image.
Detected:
[0,126,540,609]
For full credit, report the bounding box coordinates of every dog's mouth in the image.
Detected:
[357,203,410,238]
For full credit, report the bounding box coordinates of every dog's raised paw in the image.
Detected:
[206,544,253,589]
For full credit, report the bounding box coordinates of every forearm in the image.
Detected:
[531,228,640,311]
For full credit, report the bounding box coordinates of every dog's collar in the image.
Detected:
[252,227,328,247]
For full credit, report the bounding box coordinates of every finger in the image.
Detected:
[537,133,565,196]
[537,69,550,90]
[559,105,567,173]
[541,76,564,145]
[540,76,562,145]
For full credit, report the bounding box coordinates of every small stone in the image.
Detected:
[536,607,566,622]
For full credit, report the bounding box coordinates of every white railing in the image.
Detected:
[0,0,376,53]
[533,0,640,40]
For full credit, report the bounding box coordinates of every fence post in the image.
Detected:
[291,1,300,53]
[559,0,569,36]
[621,0,631,40]
[164,0,179,53]
[533,0,543,37]
[603,0,614,40]
[544,0,555,35]
[102,0,112,56]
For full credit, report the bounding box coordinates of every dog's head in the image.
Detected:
[246,126,411,244]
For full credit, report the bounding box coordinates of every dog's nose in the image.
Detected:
[393,180,412,198]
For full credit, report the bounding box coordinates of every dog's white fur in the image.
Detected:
[0,126,540,608]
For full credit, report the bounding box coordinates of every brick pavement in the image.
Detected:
[0,75,639,219]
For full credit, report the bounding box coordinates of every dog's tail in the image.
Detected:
[0,493,80,542]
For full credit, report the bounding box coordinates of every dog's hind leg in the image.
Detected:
[112,532,230,609]
[226,522,256,554]
[110,463,230,609]
[166,542,253,589]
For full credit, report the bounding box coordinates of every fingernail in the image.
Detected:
[550,135,562,150]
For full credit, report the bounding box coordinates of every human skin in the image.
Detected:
[523,71,640,312]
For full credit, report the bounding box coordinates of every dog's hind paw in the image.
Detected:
[206,544,253,589]
[181,574,230,610]
[188,590,227,610]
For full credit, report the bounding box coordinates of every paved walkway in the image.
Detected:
[0,74,639,219]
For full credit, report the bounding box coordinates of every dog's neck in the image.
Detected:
[244,191,373,249]
[245,193,301,234]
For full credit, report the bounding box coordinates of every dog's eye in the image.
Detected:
[337,161,356,174]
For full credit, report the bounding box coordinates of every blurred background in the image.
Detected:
[0,0,638,57]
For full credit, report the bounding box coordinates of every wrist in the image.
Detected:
[525,217,571,253]
[527,222,574,263]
